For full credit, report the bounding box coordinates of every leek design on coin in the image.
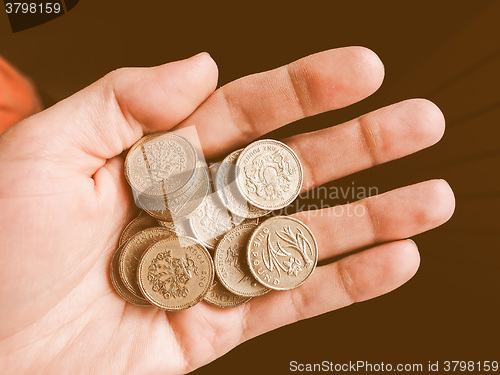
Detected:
[247,216,318,290]
[235,140,303,211]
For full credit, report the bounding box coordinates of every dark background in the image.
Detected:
[1,1,499,373]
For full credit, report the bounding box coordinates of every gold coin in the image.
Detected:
[189,193,260,250]
[204,277,251,308]
[244,217,260,225]
[214,224,270,297]
[208,162,221,184]
[110,246,150,306]
[235,140,303,210]
[247,216,318,290]
[125,132,198,196]
[137,236,214,310]
[215,149,270,218]
[119,211,158,246]
[189,193,237,250]
[158,219,192,237]
[137,163,209,221]
[118,227,174,298]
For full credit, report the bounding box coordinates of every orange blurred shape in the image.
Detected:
[0,56,42,133]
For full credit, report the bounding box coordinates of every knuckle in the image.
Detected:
[219,85,259,141]
[335,261,357,305]
[289,287,310,321]
[357,113,383,165]
[285,63,310,116]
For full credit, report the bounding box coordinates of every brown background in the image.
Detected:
[1,0,499,373]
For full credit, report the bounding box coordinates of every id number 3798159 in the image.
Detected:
[5,2,62,14]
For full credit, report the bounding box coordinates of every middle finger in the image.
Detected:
[285,98,445,192]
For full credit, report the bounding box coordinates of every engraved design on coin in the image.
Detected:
[137,237,214,310]
[226,244,252,284]
[215,224,270,297]
[139,163,209,221]
[263,226,314,277]
[236,140,303,210]
[125,133,198,196]
[147,250,198,299]
[196,195,232,236]
[244,150,296,201]
[138,140,186,183]
[118,227,174,298]
[189,193,234,249]
[247,216,317,290]
[215,149,270,219]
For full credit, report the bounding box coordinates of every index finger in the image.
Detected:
[174,47,385,158]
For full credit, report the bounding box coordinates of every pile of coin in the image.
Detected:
[110,131,318,310]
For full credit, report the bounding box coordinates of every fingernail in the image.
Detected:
[191,52,211,59]
[406,238,417,247]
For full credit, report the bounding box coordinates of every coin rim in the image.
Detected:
[246,216,318,291]
[235,139,303,210]
[158,219,193,237]
[110,245,151,306]
[214,223,271,297]
[203,278,252,309]
[119,212,158,246]
[137,236,215,310]
[215,149,271,218]
[118,227,174,298]
[141,163,210,221]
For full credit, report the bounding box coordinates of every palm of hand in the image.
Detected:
[0,49,454,374]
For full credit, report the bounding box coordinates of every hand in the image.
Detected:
[0,49,455,374]
[0,56,41,132]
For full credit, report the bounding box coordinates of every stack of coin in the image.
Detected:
[111,133,317,310]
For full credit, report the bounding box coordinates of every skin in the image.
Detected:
[0,48,455,374]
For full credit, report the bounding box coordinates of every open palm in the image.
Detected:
[0,48,455,374]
